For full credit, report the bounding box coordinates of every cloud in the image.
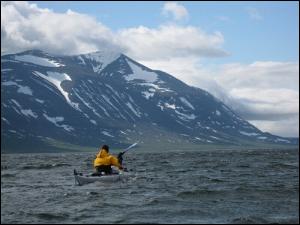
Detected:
[246,7,263,20]
[250,118,299,138]
[1,1,227,60]
[1,1,122,55]
[229,88,299,120]
[214,61,299,137]
[118,25,229,61]
[141,58,299,137]
[162,2,189,21]
[138,57,222,96]
[217,61,299,90]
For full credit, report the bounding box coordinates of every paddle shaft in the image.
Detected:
[121,142,138,154]
[118,142,138,165]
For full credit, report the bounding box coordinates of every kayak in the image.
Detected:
[74,169,130,186]
[74,142,138,186]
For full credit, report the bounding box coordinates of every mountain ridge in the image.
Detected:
[1,49,298,152]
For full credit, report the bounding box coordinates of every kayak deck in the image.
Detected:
[74,169,130,186]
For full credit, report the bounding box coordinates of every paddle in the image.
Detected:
[117,142,138,165]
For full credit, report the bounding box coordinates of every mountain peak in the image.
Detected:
[77,50,122,73]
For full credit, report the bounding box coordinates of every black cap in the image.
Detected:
[102,145,109,152]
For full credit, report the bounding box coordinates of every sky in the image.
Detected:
[1,1,299,137]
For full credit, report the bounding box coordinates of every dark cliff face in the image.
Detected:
[1,50,297,152]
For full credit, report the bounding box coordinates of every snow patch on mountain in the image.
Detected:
[10,99,38,118]
[157,102,164,111]
[239,131,260,136]
[21,109,38,118]
[102,95,119,112]
[35,99,45,104]
[258,136,267,140]
[90,119,97,125]
[125,60,158,82]
[82,51,120,73]
[73,90,102,118]
[195,137,205,141]
[43,113,74,132]
[126,102,141,117]
[179,97,195,110]
[142,91,154,99]
[175,110,196,120]
[17,86,32,96]
[275,138,290,143]
[1,68,13,72]
[10,99,21,108]
[138,83,173,93]
[165,103,176,109]
[3,81,33,96]
[33,71,79,110]
[15,55,63,67]
[2,117,10,125]
[210,135,221,140]
[101,131,114,137]
[77,55,86,65]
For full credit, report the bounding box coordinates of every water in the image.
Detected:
[1,148,299,224]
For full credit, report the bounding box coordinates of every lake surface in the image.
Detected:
[1,148,299,224]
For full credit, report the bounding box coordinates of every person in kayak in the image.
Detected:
[93,144,123,175]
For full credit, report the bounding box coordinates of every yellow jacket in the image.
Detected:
[93,149,122,169]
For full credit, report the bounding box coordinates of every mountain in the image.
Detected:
[1,50,298,152]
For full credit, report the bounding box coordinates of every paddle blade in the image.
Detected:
[123,142,138,153]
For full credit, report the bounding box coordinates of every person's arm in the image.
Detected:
[96,149,102,158]
[110,156,123,170]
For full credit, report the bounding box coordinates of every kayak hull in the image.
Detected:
[74,170,130,186]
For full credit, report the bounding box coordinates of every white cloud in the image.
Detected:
[246,7,263,20]
[139,56,224,97]
[250,118,299,138]
[229,88,299,119]
[162,2,189,21]
[218,61,299,90]
[1,1,122,55]
[213,61,299,137]
[141,58,299,137]
[1,1,226,59]
[118,25,228,61]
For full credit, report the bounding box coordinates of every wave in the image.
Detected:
[231,216,269,224]
[231,216,299,224]
[1,173,16,178]
[235,164,251,168]
[1,165,9,170]
[2,150,298,224]
[176,189,228,199]
[21,163,71,170]
[32,212,69,221]
[209,178,225,183]
[269,162,299,169]
[233,185,299,195]
[145,197,179,206]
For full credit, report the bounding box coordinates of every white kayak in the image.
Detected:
[74,169,130,186]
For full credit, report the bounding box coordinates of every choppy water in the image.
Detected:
[1,148,299,224]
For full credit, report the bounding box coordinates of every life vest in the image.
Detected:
[93,149,122,169]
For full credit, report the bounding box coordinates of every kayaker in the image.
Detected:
[93,145,123,175]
